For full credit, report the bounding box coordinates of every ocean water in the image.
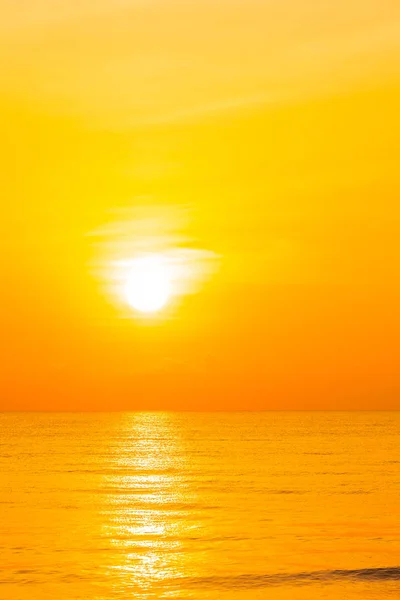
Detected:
[1,411,399,599]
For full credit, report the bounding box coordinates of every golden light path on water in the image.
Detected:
[102,413,201,598]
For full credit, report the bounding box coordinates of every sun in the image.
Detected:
[124,255,172,314]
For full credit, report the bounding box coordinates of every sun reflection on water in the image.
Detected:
[102,413,196,597]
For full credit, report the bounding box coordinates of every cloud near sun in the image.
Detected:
[90,204,219,315]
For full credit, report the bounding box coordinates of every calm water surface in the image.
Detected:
[1,412,399,599]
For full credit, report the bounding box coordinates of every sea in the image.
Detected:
[1,411,399,599]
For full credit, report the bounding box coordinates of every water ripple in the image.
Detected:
[183,567,400,589]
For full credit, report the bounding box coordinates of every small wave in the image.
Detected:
[303,452,335,456]
[183,567,400,590]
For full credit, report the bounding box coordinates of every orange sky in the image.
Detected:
[1,1,400,410]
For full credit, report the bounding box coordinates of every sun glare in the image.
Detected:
[124,255,172,314]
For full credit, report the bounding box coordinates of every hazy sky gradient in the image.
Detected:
[1,1,400,409]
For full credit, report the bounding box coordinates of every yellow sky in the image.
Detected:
[1,1,400,409]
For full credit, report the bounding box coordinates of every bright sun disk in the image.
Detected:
[124,255,172,314]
